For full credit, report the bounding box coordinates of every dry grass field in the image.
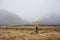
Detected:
[0,26,60,40]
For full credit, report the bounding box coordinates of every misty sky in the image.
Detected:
[0,0,60,22]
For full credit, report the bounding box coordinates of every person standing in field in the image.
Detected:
[35,21,39,33]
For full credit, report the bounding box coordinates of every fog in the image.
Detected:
[0,10,30,25]
[38,13,60,25]
[0,0,60,25]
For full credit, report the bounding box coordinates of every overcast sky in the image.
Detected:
[0,0,60,22]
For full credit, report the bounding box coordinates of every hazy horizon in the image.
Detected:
[0,0,60,25]
[0,0,60,22]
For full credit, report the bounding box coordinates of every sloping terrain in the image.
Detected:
[0,10,29,25]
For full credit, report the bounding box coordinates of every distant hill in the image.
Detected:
[38,13,60,25]
[0,9,29,25]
